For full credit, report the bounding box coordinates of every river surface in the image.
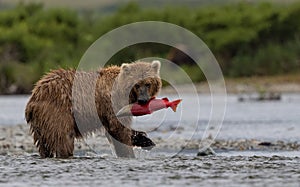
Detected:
[0,153,300,187]
[0,94,299,187]
[1,94,299,141]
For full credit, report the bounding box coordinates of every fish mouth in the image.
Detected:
[116,104,133,117]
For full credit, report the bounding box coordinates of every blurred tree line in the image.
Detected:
[0,2,300,94]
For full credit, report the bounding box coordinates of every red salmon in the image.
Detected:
[117,97,182,117]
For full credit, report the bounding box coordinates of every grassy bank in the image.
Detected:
[0,2,300,94]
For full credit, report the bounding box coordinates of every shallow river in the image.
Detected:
[1,153,300,187]
[0,94,299,186]
[1,94,299,141]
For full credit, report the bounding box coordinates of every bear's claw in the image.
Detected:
[132,131,155,150]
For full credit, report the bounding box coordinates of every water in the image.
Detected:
[1,154,299,187]
[0,94,300,186]
[132,94,300,141]
[1,94,299,140]
[0,95,29,126]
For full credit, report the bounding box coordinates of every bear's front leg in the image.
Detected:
[101,116,155,157]
[101,116,136,158]
[105,131,135,158]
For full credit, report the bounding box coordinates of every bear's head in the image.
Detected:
[118,60,162,105]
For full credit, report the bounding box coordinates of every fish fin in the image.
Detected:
[170,99,182,112]
[162,97,169,102]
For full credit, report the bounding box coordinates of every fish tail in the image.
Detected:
[170,99,182,112]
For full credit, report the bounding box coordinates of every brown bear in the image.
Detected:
[25,60,162,158]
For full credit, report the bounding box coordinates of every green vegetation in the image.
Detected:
[0,2,300,94]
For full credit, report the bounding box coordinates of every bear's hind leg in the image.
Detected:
[38,140,54,158]
[55,132,75,158]
[32,130,53,158]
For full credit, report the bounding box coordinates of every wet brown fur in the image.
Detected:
[25,61,161,158]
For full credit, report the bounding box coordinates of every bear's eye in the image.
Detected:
[145,83,151,88]
[135,84,140,89]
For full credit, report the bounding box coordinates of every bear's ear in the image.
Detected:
[121,63,130,74]
[151,60,161,74]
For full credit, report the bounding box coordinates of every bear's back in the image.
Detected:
[32,69,75,103]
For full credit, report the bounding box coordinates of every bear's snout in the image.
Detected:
[136,85,151,105]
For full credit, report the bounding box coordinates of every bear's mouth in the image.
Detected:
[137,99,148,105]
